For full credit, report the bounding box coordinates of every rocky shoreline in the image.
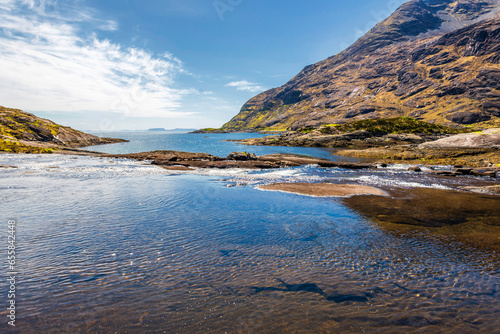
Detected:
[234,130,445,148]
[47,147,500,180]
[232,126,500,169]
[101,150,376,170]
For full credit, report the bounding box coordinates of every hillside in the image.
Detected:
[221,0,500,132]
[0,106,126,153]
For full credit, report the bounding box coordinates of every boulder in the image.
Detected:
[227,152,257,161]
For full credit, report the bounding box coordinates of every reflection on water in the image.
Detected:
[0,154,499,333]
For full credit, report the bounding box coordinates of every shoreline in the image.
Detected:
[2,146,499,251]
[231,127,500,169]
[5,142,498,180]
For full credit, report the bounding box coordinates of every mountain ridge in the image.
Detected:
[220,0,500,132]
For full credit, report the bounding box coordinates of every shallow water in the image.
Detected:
[0,146,499,333]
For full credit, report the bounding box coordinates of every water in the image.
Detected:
[0,134,499,333]
[85,131,356,161]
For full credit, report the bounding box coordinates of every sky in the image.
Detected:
[0,0,407,132]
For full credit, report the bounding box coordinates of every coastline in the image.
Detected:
[2,130,499,204]
[3,147,499,251]
[231,126,500,169]
[38,147,499,179]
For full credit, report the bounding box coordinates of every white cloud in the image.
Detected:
[226,80,265,93]
[0,0,193,118]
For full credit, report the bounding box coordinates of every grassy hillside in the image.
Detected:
[0,106,125,152]
[220,1,500,132]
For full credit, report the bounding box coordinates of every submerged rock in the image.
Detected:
[461,185,500,195]
[259,183,388,198]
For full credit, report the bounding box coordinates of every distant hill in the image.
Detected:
[148,128,167,132]
[221,0,500,131]
[0,106,126,153]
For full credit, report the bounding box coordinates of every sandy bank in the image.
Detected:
[259,183,388,198]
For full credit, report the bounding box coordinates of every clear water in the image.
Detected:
[85,131,357,161]
[0,134,499,333]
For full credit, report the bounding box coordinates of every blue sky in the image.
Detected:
[0,0,406,131]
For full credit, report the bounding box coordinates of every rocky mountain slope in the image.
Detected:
[0,106,126,153]
[221,0,500,131]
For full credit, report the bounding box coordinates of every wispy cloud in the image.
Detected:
[0,0,193,118]
[226,80,265,93]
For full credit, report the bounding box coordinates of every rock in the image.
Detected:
[317,162,375,169]
[0,164,18,168]
[109,150,378,171]
[455,168,473,175]
[388,134,423,143]
[344,106,376,118]
[227,152,257,161]
[259,183,388,198]
[462,185,500,195]
[447,111,491,124]
[420,129,500,149]
[429,170,456,177]
[160,166,195,171]
[484,171,498,177]
[470,168,498,177]
[374,162,388,168]
[408,166,422,172]
[478,160,494,167]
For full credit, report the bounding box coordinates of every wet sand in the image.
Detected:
[259,183,388,198]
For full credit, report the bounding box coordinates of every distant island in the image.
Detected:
[148,128,167,132]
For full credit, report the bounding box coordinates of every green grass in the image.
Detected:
[0,139,53,153]
[319,117,469,135]
[298,127,315,134]
[198,128,221,132]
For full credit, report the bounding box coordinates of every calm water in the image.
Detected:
[85,131,356,161]
[0,134,499,333]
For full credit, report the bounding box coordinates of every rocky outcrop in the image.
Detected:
[238,131,443,148]
[220,0,500,132]
[236,117,462,148]
[419,128,500,148]
[101,149,499,177]
[336,145,500,168]
[106,150,376,170]
[0,106,127,152]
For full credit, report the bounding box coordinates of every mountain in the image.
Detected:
[221,0,500,132]
[0,106,126,153]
